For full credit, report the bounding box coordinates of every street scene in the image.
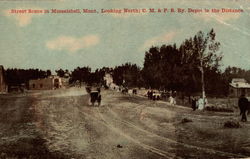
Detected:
[0,87,250,159]
[1,0,250,158]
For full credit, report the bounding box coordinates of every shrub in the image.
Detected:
[205,105,234,112]
[180,118,193,124]
[224,120,241,128]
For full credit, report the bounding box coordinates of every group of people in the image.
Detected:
[147,89,177,104]
[191,96,208,111]
[191,94,249,122]
[147,90,160,100]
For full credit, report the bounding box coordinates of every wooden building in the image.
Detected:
[29,75,62,90]
[229,78,250,97]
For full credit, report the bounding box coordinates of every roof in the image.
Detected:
[230,78,250,88]
[232,78,246,83]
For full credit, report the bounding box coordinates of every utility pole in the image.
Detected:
[200,59,205,101]
[199,45,206,110]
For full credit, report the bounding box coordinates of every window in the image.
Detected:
[32,84,35,88]
[40,84,43,88]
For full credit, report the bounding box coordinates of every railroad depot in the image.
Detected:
[29,75,62,90]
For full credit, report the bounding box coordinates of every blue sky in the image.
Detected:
[0,0,250,72]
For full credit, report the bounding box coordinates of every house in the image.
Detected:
[29,75,62,90]
[229,78,250,97]
[0,65,7,93]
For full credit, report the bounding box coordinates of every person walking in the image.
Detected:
[197,96,204,110]
[191,96,197,111]
[238,94,248,122]
[169,95,175,105]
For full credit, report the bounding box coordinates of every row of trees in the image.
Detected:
[4,29,249,97]
[5,69,51,87]
[142,29,223,97]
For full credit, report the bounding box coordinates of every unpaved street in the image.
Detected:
[0,88,250,159]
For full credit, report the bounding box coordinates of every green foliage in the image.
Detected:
[142,29,223,96]
[112,63,141,88]
[5,68,51,86]
[70,67,91,84]
[70,67,111,86]
[56,69,66,77]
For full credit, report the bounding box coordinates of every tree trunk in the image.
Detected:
[200,60,206,109]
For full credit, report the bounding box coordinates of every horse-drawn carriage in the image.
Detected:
[86,86,101,106]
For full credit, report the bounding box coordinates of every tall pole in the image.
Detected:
[200,56,205,109]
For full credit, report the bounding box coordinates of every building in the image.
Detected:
[29,75,62,90]
[0,65,7,93]
[61,77,69,88]
[229,78,250,97]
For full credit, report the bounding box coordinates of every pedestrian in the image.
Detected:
[238,94,248,122]
[203,96,208,109]
[191,96,197,111]
[197,96,204,110]
[147,90,150,99]
[169,95,175,105]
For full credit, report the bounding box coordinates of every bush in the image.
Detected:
[205,105,234,112]
[180,118,193,124]
[224,120,241,128]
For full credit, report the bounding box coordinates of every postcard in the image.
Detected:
[0,0,250,158]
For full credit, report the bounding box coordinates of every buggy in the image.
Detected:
[86,86,101,106]
[90,91,101,106]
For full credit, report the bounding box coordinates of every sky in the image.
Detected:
[0,0,250,72]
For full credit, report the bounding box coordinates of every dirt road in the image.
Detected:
[0,88,250,159]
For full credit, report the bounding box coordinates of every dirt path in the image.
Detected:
[0,88,250,158]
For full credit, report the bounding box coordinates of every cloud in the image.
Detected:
[46,35,100,53]
[4,8,44,27]
[140,31,178,51]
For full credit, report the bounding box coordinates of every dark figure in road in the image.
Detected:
[132,89,137,95]
[147,90,153,100]
[90,91,101,106]
[191,96,197,111]
[238,94,248,122]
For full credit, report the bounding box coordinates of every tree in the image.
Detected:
[142,44,183,90]
[142,46,163,89]
[70,67,91,86]
[192,29,222,100]
[55,69,65,77]
[5,68,51,87]
[142,29,223,98]
[113,63,141,88]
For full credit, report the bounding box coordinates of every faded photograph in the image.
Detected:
[0,0,250,158]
